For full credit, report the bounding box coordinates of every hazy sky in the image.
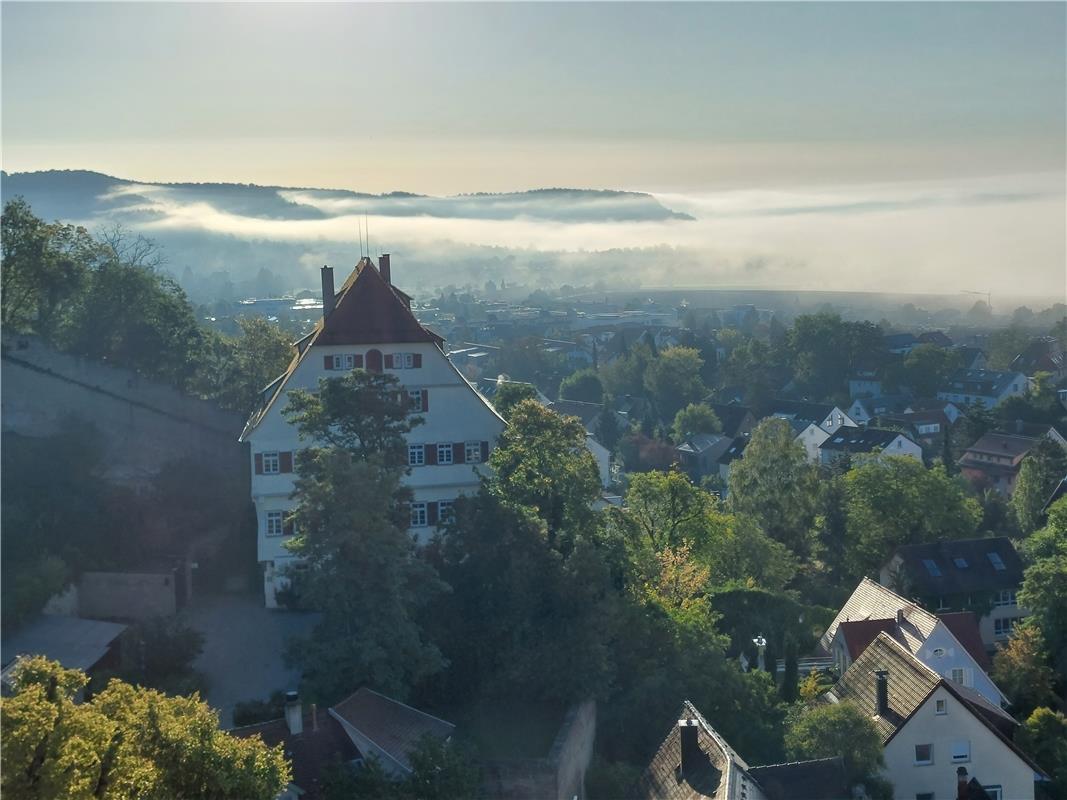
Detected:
[2,3,1064,298]
[3,2,1064,193]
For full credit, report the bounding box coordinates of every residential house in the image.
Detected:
[827,632,1045,800]
[1044,474,1067,513]
[906,398,964,425]
[240,257,506,607]
[769,400,858,462]
[993,419,1067,448]
[879,538,1027,652]
[676,433,733,482]
[937,369,1028,410]
[884,333,919,355]
[918,331,955,348]
[954,346,988,371]
[958,432,1044,495]
[699,401,757,438]
[879,408,954,448]
[1010,336,1065,381]
[846,394,911,426]
[848,370,883,399]
[547,398,624,487]
[1,615,126,693]
[637,701,849,800]
[818,428,922,466]
[232,694,361,800]
[821,578,1008,708]
[716,434,750,495]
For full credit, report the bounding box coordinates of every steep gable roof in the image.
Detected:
[820,428,912,455]
[747,757,848,800]
[330,688,454,773]
[241,257,446,439]
[820,578,938,655]
[836,619,900,661]
[769,399,838,425]
[936,612,991,669]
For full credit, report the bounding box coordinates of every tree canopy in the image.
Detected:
[671,403,722,444]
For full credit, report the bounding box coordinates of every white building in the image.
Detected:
[937,369,1028,409]
[822,578,1009,709]
[828,633,1045,800]
[240,256,505,607]
[817,428,923,466]
[769,400,858,462]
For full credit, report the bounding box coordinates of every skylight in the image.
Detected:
[922,559,942,577]
[953,557,969,569]
[987,552,1006,571]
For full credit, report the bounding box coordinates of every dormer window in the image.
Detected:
[987,552,1006,571]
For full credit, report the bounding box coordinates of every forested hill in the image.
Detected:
[0,170,694,224]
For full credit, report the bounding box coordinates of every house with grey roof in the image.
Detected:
[817,427,922,466]
[937,369,1028,410]
[826,633,1045,800]
[768,400,858,462]
[676,433,733,482]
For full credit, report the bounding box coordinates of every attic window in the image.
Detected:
[987,552,1006,571]
[953,557,969,569]
[922,559,942,577]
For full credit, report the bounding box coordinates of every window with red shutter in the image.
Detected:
[453,442,465,464]
[323,355,333,370]
[283,516,295,536]
[413,353,423,368]
[384,353,394,369]
[279,452,293,473]
[421,389,429,411]
[254,453,264,474]
[354,354,364,368]
[426,445,438,465]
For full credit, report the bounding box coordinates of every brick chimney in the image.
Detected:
[874,670,889,716]
[285,690,303,736]
[379,253,391,285]
[321,266,336,318]
[957,766,969,800]
[896,608,906,626]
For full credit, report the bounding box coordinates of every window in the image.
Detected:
[983,787,1002,800]
[953,557,969,569]
[437,444,454,465]
[937,596,950,610]
[987,552,1006,571]
[465,441,483,464]
[438,500,454,522]
[935,699,947,715]
[993,589,1016,607]
[951,740,970,763]
[410,502,427,528]
[950,668,965,685]
[332,354,355,370]
[914,744,933,765]
[994,617,1017,638]
[408,445,425,466]
[408,390,425,413]
[922,559,942,577]
[262,451,280,474]
[932,648,946,658]
[402,353,414,369]
[265,511,284,537]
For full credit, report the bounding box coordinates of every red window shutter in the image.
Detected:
[254,453,264,474]
[413,353,423,368]
[426,445,438,465]
[422,390,429,411]
[384,353,394,369]
[279,452,293,473]
[324,355,333,370]
[481,441,490,463]
[427,502,439,526]
[454,442,465,464]
[354,354,364,368]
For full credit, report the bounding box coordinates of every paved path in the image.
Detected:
[182,592,318,728]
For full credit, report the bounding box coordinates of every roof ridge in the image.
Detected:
[356,687,456,729]
[871,631,943,684]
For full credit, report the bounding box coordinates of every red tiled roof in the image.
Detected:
[837,619,899,661]
[330,688,454,773]
[232,710,359,799]
[937,611,992,669]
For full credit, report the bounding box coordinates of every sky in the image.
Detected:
[2,2,1065,297]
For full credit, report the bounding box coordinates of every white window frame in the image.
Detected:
[994,617,1017,638]
[993,589,1016,607]
[410,502,428,528]
[408,444,425,466]
[983,787,1002,800]
[438,499,455,521]
[913,743,933,766]
[465,441,482,464]
[402,352,415,369]
[332,354,355,370]
[437,444,454,465]
[935,699,947,715]
[262,451,280,475]
[408,390,425,413]
[265,510,284,537]
[950,668,965,685]
[951,740,970,763]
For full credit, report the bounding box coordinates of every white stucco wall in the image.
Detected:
[882,687,1035,800]
[918,624,1007,708]
[797,423,831,462]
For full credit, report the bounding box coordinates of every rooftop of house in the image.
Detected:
[768,399,838,425]
[917,330,954,348]
[820,577,939,655]
[936,612,992,669]
[1011,336,1064,373]
[1,615,127,676]
[677,433,731,456]
[827,633,1038,773]
[746,757,848,800]
[992,420,1064,441]
[699,401,754,437]
[241,257,451,439]
[330,687,455,773]
[836,618,899,661]
[819,428,910,454]
[717,434,750,465]
[941,368,1025,396]
[547,398,604,431]
[884,333,918,348]
[232,708,359,800]
[961,432,1038,460]
[888,536,1023,596]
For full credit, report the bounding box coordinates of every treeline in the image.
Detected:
[1,198,294,415]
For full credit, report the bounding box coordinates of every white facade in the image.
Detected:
[817,433,923,466]
[796,422,831,462]
[883,686,1036,800]
[916,623,1008,708]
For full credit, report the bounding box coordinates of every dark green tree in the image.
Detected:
[1012,439,1067,535]
[595,401,623,453]
[671,403,722,444]
[643,346,706,420]
[559,368,605,404]
[490,381,538,420]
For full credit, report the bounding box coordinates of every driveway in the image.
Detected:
[182,592,319,728]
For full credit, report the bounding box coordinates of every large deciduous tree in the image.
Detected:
[282,371,446,702]
[1019,498,1067,685]
[787,313,883,397]
[727,418,818,556]
[1,657,290,800]
[559,368,605,404]
[785,701,884,785]
[842,459,981,576]
[643,346,706,420]
[1012,439,1067,535]
[671,403,722,444]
